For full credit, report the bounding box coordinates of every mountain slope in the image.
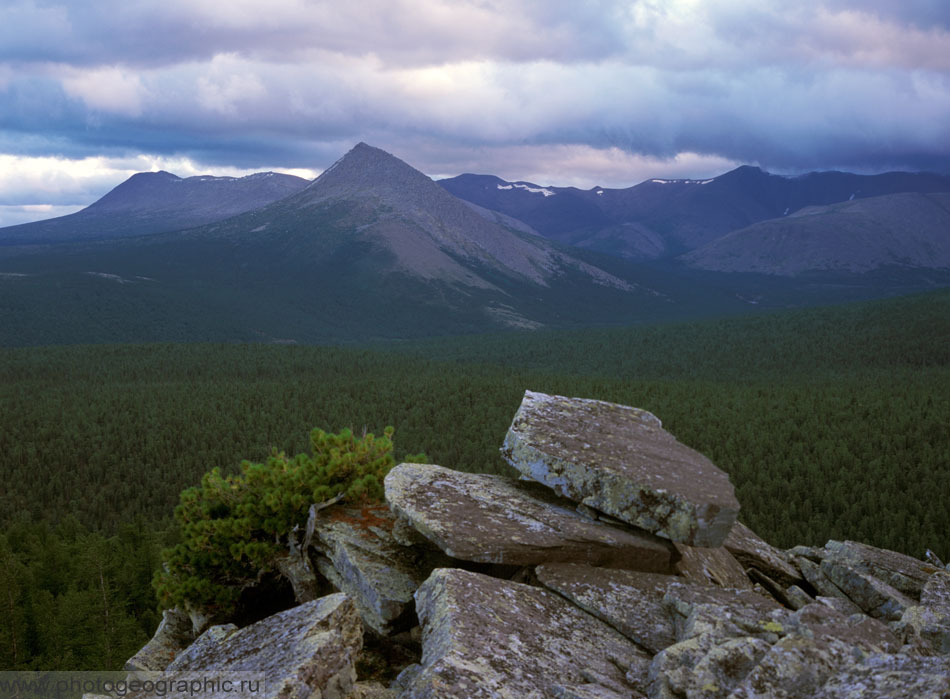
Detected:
[440,167,950,259]
[682,192,950,275]
[3,144,688,345]
[183,142,633,294]
[0,170,309,244]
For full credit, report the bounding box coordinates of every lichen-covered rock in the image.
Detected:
[816,595,864,617]
[166,623,238,669]
[820,560,914,621]
[313,505,435,635]
[788,603,900,654]
[673,542,753,590]
[732,634,858,698]
[535,563,679,653]
[385,462,671,570]
[894,570,950,655]
[727,602,902,698]
[125,608,194,671]
[345,681,398,698]
[406,568,651,698]
[649,634,772,698]
[662,583,789,644]
[160,593,362,699]
[922,570,950,609]
[823,540,941,600]
[784,585,815,611]
[812,653,950,698]
[796,557,853,604]
[501,390,740,547]
[725,521,802,588]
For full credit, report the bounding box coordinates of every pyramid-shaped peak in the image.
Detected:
[306,142,437,202]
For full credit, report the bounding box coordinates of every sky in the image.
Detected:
[1,0,949,226]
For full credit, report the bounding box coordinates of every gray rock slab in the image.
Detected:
[789,603,900,654]
[125,608,194,671]
[922,569,950,609]
[895,570,950,656]
[673,542,754,590]
[813,653,950,698]
[823,540,941,600]
[406,567,651,698]
[662,582,789,643]
[314,505,434,635]
[731,634,859,698]
[648,633,771,699]
[501,390,740,547]
[157,593,362,699]
[535,563,679,654]
[820,559,914,621]
[725,521,802,588]
[797,557,854,604]
[385,462,671,570]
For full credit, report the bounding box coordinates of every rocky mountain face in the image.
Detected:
[682,192,950,275]
[125,391,950,698]
[273,142,630,290]
[0,171,309,245]
[440,167,950,272]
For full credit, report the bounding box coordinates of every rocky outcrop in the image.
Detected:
[129,391,950,697]
[536,564,681,653]
[312,505,437,636]
[501,390,740,547]
[385,461,671,571]
[401,567,651,697]
[124,608,194,672]
[129,594,363,699]
[725,520,802,589]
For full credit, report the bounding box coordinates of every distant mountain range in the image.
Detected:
[1,144,948,346]
[439,167,950,270]
[684,192,950,275]
[0,171,308,244]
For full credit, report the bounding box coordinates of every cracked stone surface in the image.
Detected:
[385,462,671,570]
[501,390,739,547]
[406,567,651,698]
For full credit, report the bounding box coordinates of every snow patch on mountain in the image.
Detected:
[497,183,556,197]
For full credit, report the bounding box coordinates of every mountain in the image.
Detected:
[682,192,950,275]
[440,167,950,259]
[4,144,714,345]
[0,170,309,245]
[3,144,948,347]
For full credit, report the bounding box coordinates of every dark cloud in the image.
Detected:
[0,0,948,221]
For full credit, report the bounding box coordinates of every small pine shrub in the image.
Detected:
[153,426,423,614]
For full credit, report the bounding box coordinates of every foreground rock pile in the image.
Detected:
[127,391,950,698]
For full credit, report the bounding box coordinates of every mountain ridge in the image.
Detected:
[440,165,950,264]
[683,191,950,275]
[0,170,310,245]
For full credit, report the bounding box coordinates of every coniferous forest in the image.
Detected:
[0,288,948,670]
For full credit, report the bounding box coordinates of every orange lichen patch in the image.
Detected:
[326,503,394,535]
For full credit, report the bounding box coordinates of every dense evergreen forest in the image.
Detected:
[1,288,947,670]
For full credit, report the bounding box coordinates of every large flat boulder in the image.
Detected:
[384,462,671,571]
[501,390,739,547]
[158,593,363,699]
[405,568,651,697]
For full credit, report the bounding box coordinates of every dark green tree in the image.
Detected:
[154,426,423,615]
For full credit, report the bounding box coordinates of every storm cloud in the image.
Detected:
[1,0,949,225]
